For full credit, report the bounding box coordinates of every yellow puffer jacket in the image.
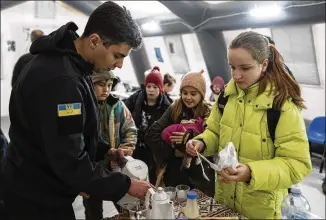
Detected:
[195,79,312,219]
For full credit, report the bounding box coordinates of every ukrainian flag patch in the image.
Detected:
[57,103,82,117]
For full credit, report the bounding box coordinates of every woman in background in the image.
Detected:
[186,31,312,219]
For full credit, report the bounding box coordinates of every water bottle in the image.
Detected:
[281,184,311,219]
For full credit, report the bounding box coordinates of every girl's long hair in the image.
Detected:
[171,98,210,122]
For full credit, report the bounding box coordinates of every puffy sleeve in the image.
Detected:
[194,102,222,156]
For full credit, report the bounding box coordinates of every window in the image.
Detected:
[35,1,56,19]
[271,24,320,86]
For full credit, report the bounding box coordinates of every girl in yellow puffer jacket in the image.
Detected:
[186,31,312,219]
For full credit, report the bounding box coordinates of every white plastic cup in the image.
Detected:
[176,185,190,203]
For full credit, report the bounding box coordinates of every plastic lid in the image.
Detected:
[187,190,198,199]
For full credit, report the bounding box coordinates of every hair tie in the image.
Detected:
[268,45,275,62]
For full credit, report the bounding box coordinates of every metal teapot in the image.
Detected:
[145,187,176,219]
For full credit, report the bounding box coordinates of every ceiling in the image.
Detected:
[107,1,178,20]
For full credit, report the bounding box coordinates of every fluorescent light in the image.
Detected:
[205,1,229,4]
[249,4,282,19]
[141,21,161,33]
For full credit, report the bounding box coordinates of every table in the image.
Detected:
[175,189,246,219]
[104,189,246,219]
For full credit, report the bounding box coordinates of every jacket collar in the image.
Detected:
[224,79,276,110]
[106,94,119,106]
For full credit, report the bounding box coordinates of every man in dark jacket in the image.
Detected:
[3,2,150,220]
[11,29,44,87]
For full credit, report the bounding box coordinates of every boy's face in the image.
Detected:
[145,83,160,100]
[94,79,113,101]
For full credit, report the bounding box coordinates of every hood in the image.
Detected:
[29,22,93,72]
[210,76,225,93]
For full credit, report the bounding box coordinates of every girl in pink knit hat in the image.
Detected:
[145,69,215,197]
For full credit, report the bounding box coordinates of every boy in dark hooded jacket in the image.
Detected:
[124,66,171,185]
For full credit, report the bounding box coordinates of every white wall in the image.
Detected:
[181,34,211,100]
[142,36,177,94]
[301,23,325,120]
[1,1,88,117]
[113,56,138,87]
[143,34,211,98]
[143,36,175,76]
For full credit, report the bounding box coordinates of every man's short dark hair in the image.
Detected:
[264,35,275,46]
[82,1,142,49]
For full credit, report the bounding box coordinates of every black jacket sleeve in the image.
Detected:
[145,106,174,168]
[12,53,34,87]
[35,76,131,202]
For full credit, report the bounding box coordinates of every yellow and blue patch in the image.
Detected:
[57,103,82,117]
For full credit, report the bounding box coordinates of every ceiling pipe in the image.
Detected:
[60,1,97,16]
[193,1,326,31]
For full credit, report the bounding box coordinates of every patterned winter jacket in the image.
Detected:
[97,95,137,160]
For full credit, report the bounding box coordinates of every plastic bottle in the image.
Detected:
[182,191,200,219]
[281,184,311,219]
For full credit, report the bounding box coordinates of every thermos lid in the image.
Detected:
[125,158,148,180]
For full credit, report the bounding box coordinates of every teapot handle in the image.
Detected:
[144,188,155,209]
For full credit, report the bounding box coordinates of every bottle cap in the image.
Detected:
[290,184,302,194]
[187,190,197,199]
